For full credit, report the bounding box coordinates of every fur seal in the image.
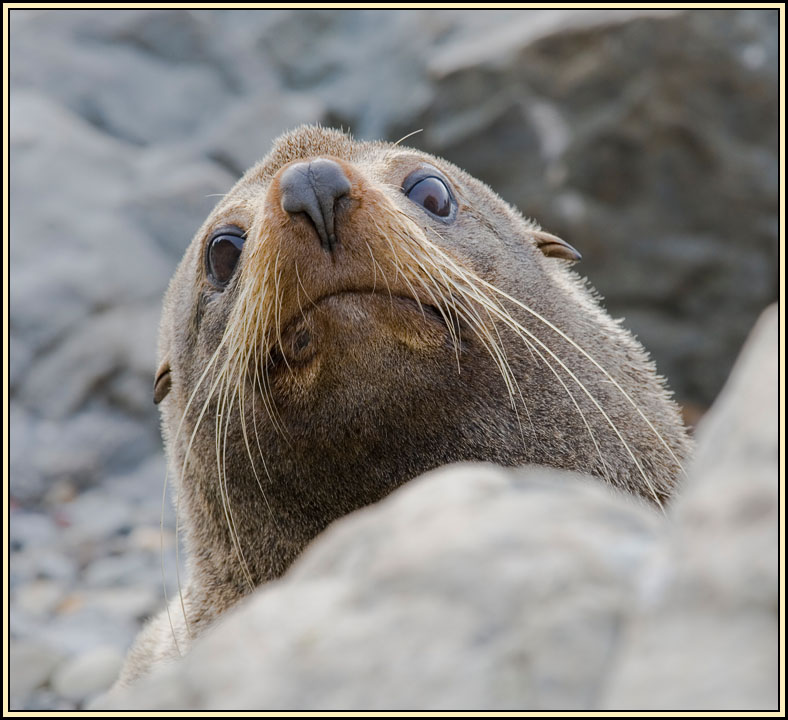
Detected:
[117,125,691,684]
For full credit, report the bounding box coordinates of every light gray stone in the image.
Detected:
[78,9,222,64]
[601,305,778,711]
[59,487,137,545]
[51,646,125,703]
[13,579,64,617]
[17,303,160,420]
[19,689,77,712]
[13,547,78,588]
[257,10,475,139]
[9,91,171,439]
[82,554,155,589]
[83,586,161,623]
[125,152,235,260]
[11,13,231,145]
[33,603,139,660]
[105,466,660,710]
[188,90,326,177]
[9,330,33,392]
[9,508,58,552]
[10,92,146,356]
[10,407,160,505]
[9,641,66,708]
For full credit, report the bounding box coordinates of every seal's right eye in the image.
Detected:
[206,226,246,288]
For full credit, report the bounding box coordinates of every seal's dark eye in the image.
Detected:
[406,177,452,218]
[207,227,245,288]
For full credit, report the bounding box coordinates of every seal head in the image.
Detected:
[123,125,691,682]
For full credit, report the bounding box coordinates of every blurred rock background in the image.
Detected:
[8,8,779,710]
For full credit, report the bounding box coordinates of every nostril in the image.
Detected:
[288,210,322,247]
[279,158,351,252]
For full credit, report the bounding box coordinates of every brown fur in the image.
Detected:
[117,125,691,684]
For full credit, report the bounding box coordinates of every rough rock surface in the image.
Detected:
[9,8,778,710]
[601,304,779,710]
[104,466,663,711]
[103,305,778,711]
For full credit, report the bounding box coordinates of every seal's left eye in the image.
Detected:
[207,227,246,288]
[406,177,452,218]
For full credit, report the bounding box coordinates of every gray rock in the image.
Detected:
[78,9,224,65]
[9,91,171,439]
[601,304,778,710]
[82,554,156,589]
[10,406,160,505]
[9,330,33,392]
[103,452,168,502]
[18,689,77,712]
[10,11,231,145]
[188,89,326,178]
[17,303,160,420]
[105,466,660,710]
[29,604,139,659]
[82,586,161,623]
[9,543,77,588]
[12,579,64,617]
[56,8,285,97]
[51,646,125,703]
[126,149,235,260]
[256,10,497,138]
[9,641,65,709]
[10,92,151,358]
[9,507,59,552]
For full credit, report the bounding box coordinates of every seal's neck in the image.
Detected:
[178,471,328,608]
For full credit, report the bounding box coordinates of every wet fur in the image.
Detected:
[117,125,691,684]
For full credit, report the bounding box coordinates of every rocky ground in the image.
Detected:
[8,9,779,710]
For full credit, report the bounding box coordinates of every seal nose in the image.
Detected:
[279,158,351,252]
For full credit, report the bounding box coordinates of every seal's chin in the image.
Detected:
[267,291,458,373]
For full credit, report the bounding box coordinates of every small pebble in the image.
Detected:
[129,525,174,552]
[85,586,160,620]
[24,547,78,584]
[9,510,58,550]
[43,479,78,507]
[23,688,77,711]
[55,592,86,615]
[13,579,64,616]
[59,491,135,545]
[83,553,152,587]
[9,641,65,708]
[51,646,124,702]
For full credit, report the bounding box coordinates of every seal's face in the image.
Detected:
[156,126,688,588]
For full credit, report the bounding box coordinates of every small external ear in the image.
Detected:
[153,359,172,405]
[532,230,582,262]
